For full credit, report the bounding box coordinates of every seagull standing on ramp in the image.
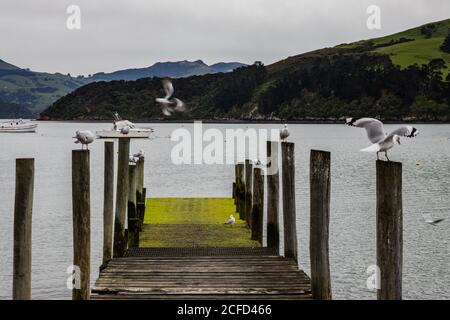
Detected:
[280,124,290,142]
[346,118,419,161]
[224,214,236,227]
[155,78,187,116]
[73,130,95,150]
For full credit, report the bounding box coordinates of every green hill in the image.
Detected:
[340,18,450,76]
[43,18,450,122]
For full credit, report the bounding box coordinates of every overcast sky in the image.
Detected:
[1,0,449,76]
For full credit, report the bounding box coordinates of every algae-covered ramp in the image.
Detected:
[140,198,260,248]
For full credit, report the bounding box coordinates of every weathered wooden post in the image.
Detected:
[266,141,279,252]
[376,160,403,300]
[138,187,147,229]
[236,163,245,220]
[136,157,145,203]
[13,158,34,300]
[102,142,114,265]
[251,167,264,243]
[232,182,236,203]
[310,150,332,300]
[281,142,297,261]
[113,138,130,257]
[244,159,253,226]
[233,164,239,209]
[72,150,91,300]
[128,163,139,247]
[136,157,146,230]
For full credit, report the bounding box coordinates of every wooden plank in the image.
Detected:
[251,168,263,243]
[102,142,114,265]
[244,160,253,224]
[281,142,298,261]
[114,138,130,257]
[309,150,332,300]
[266,141,280,253]
[13,158,34,300]
[376,160,403,300]
[72,150,91,300]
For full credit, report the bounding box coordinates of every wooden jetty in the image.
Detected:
[10,136,405,300]
[90,141,319,300]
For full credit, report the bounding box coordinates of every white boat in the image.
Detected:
[96,113,154,139]
[0,119,37,133]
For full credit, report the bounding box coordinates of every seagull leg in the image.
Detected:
[385,152,390,161]
[377,152,380,160]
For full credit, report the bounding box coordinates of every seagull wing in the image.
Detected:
[173,98,187,113]
[346,118,386,143]
[162,78,174,100]
[432,218,445,224]
[386,126,419,139]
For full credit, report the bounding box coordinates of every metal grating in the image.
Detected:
[124,247,278,257]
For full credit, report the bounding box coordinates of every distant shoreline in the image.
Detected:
[34,119,450,124]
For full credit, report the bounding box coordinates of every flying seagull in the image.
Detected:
[422,213,445,226]
[155,78,187,116]
[224,214,236,227]
[280,124,290,142]
[346,118,419,161]
[73,130,95,150]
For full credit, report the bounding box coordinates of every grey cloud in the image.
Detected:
[0,0,449,75]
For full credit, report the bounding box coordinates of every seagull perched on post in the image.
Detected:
[120,125,130,136]
[155,78,187,116]
[345,118,419,161]
[73,130,95,150]
[133,149,145,160]
[224,214,236,227]
[280,124,290,142]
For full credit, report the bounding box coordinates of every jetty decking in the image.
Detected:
[92,197,312,300]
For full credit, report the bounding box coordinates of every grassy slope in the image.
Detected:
[140,198,259,248]
[0,72,89,113]
[339,18,450,76]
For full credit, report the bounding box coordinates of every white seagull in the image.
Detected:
[155,78,187,116]
[133,149,145,160]
[280,124,290,142]
[224,214,236,227]
[120,125,130,136]
[346,118,419,161]
[73,130,95,150]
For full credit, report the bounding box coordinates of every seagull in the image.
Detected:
[224,214,236,227]
[155,78,187,116]
[120,125,130,136]
[129,156,137,164]
[133,149,145,160]
[73,130,95,150]
[422,213,445,226]
[254,159,262,166]
[280,124,290,142]
[346,118,419,161]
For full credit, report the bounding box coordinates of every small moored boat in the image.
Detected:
[96,113,153,139]
[0,119,37,133]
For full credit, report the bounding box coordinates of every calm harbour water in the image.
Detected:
[0,122,449,300]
